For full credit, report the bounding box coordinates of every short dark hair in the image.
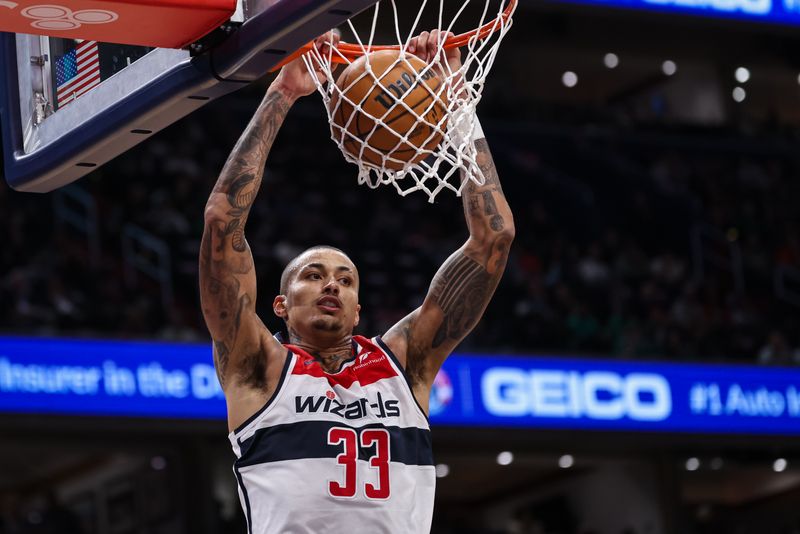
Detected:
[279,245,350,295]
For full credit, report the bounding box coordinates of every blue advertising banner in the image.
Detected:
[431,355,800,434]
[552,0,800,26]
[1,336,800,434]
[0,337,226,419]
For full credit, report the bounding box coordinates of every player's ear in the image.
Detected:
[354,303,361,327]
[273,295,288,319]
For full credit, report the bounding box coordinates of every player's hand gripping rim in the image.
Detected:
[273,31,341,101]
[407,29,467,102]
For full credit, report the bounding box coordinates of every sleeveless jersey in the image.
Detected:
[228,335,435,534]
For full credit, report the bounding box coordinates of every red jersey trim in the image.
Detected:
[286,335,399,389]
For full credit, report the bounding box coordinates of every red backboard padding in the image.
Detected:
[0,0,237,48]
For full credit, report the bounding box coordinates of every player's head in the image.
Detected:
[273,246,361,340]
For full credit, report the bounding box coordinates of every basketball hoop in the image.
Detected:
[300,0,517,202]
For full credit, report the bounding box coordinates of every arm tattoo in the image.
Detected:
[396,315,426,387]
[463,138,507,236]
[425,231,512,349]
[429,253,491,348]
[473,139,501,188]
[428,136,514,348]
[213,341,230,386]
[221,173,259,252]
[200,88,292,388]
[481,191,504,231]
[210,91,290,253]
[396,135,513,386]
[212,91,290,196]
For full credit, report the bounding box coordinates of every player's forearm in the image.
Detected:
[400,138,514,363]
[205,83,295,219]
[462,138,515,244]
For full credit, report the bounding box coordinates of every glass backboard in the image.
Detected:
[1,0,380,192]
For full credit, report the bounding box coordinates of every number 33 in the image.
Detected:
[327,427,391,500]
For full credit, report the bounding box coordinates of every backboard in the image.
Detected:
[1,0,380,192]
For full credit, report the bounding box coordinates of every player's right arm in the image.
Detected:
[200,33,337,430]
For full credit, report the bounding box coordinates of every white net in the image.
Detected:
[303,0,517,202]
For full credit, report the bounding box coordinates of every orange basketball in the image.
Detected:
[330,49,448,171]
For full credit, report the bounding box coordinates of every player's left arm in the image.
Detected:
[382,33,514,413]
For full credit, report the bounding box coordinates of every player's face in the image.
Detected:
[278,250,361,339]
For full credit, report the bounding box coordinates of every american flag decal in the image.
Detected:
[55,40,101,108]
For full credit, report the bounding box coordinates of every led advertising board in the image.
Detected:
[554,0,800,26]
[0,337,226,419]
[431,354,800,434]
[2,337,799,434]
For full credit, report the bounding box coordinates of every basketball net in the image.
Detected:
[303,0,516,202]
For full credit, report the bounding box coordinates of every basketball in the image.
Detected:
[330,49,448,171]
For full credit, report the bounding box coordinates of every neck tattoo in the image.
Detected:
[315,351,350,363]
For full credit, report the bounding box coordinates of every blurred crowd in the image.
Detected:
[1,493,83,534]
[2,89,800,365]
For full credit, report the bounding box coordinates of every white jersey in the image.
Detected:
[228,335,435,534]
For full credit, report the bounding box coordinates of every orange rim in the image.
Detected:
[270,0,516,71]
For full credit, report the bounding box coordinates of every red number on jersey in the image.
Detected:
[327,427,391,499]
[361,429,391,500]
[327,427,357,498]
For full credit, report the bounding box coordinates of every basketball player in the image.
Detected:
[199,30,514,533]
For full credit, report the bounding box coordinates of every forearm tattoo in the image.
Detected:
[200,89,291,387]
[429,253,490,348]
[391,138,514,388]
[426,137,513,348]
[463,138,506,233]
